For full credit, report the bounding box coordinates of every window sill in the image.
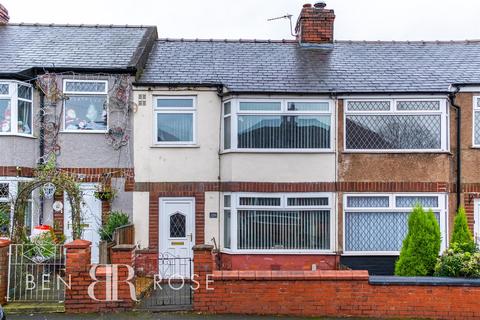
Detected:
[342,252,400,256]
[150,144,200,148]
[61,130,108,134]
[0,133,36,139]
[221,149,335,154]
[220,249,336,255]
[342,150,452,155]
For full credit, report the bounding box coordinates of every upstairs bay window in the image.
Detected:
[223,193,333,252]
[155,96,196,145]
[0,81,33,135]
[222,99,333,151]
[344,99,448,152]
[63,80,108,132]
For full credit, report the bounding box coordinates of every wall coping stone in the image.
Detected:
[112,244,136,251]
[0,239,11,248]
[65,239,91,249]
[212,270,369,281]
[192,244,214,251]
[370,275,480,286]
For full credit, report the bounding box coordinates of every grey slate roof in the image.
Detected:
[138,39,480,93]
[0,24,157,75]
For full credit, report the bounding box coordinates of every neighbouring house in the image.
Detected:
[0,3,157,263]
[132,2,480,275]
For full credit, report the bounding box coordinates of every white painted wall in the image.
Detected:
[221,153,336,182]
[133,191,149,248]
[204,191,220,247]
[133,88,221,183]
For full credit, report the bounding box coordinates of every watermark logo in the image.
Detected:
[88,264,138,302]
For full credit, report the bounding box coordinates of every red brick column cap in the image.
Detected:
[112,244,136,251]
[65,239,91,249]
[0,238,11,248]
[192,244,214,251]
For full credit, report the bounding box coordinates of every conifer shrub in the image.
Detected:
[394,205,441,276]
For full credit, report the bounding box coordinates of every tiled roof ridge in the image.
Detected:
[157,38,480,44]
[4,22,154,29]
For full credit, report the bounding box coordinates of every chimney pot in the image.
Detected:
[0,3,9,25]
[303,3,312,8]
[314,1,327,9]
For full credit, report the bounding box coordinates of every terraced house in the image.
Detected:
[2,1,480,279]
[131,2,480,276]
[0,4,157,264]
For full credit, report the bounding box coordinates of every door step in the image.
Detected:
[3,302,65,314]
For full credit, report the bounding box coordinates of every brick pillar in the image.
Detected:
[110,244,137,310]
[65,239,92,313]
[0,239,11,305]
[192,244,214,312]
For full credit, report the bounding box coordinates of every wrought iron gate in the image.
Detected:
[8,244,66,302]
[138,253,193,311]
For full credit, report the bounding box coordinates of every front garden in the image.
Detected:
[395,204,480,278]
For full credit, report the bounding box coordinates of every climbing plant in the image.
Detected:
[11,156,84,243]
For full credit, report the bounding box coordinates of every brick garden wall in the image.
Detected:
[194,246,480,320]
[65,240,136,313]
[0,239,10,305]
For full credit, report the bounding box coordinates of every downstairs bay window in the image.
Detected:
[223,193,333,252]
[222,99,333,151]
[0,81,33,135]
[343,194,447,255]
[344,98,448,152]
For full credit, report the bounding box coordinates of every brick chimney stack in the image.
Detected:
[0,3,9,25]
[295,2,335,46]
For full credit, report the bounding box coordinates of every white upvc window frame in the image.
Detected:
[222,98,334,153]
[342,193,448,256]
[222,192,335,254]
[472,96,480,148]
[153,96,197,146]
[62,79,109,133]
[344,97,449,153]
[0,177,35,236]
[0,80,34,137]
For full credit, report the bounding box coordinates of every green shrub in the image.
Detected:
[99,211,130,242]
[434,244,480,278]
[0,207,9,237]
[450,207,476,253]
[395,205,441,276]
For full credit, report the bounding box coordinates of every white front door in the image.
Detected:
[64,183,102,264]
[159,198,195,278]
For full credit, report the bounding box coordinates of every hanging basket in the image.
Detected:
[94,191,115,202]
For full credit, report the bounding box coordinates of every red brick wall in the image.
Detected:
[135,250,158,276]
[65,240,136,313]
[218,253,339,271]
[194,248,480,319]
[0,239,10,305]
[136,181,452,194]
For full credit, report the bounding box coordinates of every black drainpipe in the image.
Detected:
[39,90,45,224]
[448,85,461,211]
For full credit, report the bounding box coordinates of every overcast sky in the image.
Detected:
[2,0,479,41]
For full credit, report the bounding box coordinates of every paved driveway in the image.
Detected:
[8,312,358,320]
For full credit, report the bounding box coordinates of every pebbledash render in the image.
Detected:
[131,2,480,276]
[0,3,157,264]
